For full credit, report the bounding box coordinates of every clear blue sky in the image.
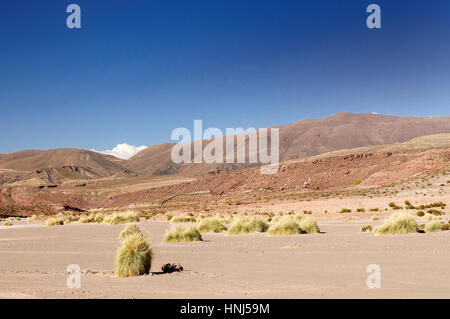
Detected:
[1,0,449,153]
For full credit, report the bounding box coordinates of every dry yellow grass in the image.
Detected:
[119,223,144,240]
[163,225,203,243]
[374,213,418,235]
[45,217,64,226]
[103,211,140,225]
[267,216,301,236]
[299,217,320,234]
[169,215,196,223]
[114,234,152,277]
[227,216,269,235]
[424,221,445,233]
[196,217,227,233]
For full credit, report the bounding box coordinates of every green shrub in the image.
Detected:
[227,216,269,235]
[416,211,425,217]
[2,221,13,226]
[299,217,320,234]
[114,234,152,277]
[354,179,362,185]
[267,216,301,236]
[339,208,352,213]
[356,208,366,213]
[197,217,227,233]
[163,225,203,243]
[374,213,418,235]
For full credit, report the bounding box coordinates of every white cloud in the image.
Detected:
[92,143,147,160]
[371,112,379,115]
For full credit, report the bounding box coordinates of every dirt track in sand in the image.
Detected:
[0,216,449,299]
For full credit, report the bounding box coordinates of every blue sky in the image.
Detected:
[1,0,449,154]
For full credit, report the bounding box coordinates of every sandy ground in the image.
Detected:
[0,217,449,299]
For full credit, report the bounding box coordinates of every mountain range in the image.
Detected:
[1,112,450,184]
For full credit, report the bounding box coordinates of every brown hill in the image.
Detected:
[127,112,450,175]
[0,149,134,183]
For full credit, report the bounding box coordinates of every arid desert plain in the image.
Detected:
[2,115,450,298]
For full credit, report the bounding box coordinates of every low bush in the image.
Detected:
[267,216,301,236]
[169,215,196,223]
[299,217,320,234]
[45,217,64,226]
[374,213,418,235]
[424,221,445,233]
[114,234,152,277]
[360,225,372,232]
[197,217,227,233]
[424,213,442,221]
[163,225,203,243]
[227,216,269,235]
[119,223,144,240]
[103,211,140,225]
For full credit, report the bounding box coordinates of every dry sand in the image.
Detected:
[0,217,449,298]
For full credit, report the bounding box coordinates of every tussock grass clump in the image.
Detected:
[29,214,41,222]
[197,217,227,233]
[163,225,203,243]
[424,213,442,221]
[270,215,283,223]
[45,217,64,226]
[214,214,232,224]
[103,211,140,225]
[119,223,144,240]
[339,208,352,213]
[369,208,379,212]
[195,214,208,223]
[303,210,313,215]
[424,221,444,233]
[417,211,425,217]
[227,216,269,235]
[371,215,379,221]
[360,225,372,232]
[92,213,104,223]
[2,221,12,226]
[299,217,320,234]
[267,216,301,236]
[169,215,196,223]
[374,213,418,235]
[356,208,366,213]
[78,216,92,223]
[114,234,152,277]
